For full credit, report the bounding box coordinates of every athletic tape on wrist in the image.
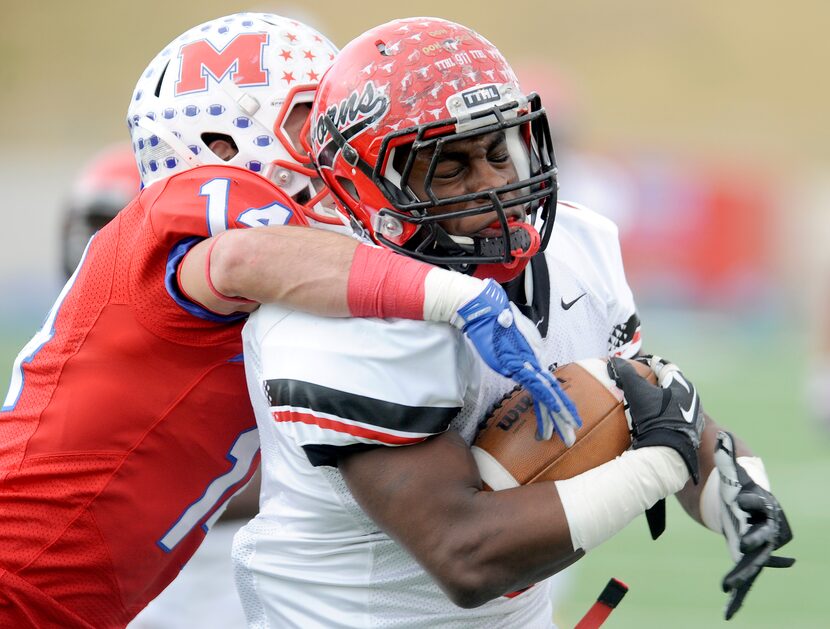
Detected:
[347,244,429,320]
[423,269,488,328]
[699,456,769,533]
[555,446,690,553]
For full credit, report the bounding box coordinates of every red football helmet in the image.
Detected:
[308,17,558,281]
[61,143,139,278]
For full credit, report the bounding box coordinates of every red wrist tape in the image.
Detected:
[347,244,429,320]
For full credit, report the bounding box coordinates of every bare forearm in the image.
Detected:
[179,226,488,320]
[675,413,754,523]
[341,428,691,608]
[177,226,357,316]
[458,483,583,602]
[340,431,580,608]
[210,226,357,315]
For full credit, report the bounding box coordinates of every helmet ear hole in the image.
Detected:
[201,133,238,161]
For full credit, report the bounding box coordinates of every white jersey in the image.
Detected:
[233,202,641,628]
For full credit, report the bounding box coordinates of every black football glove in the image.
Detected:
[714,431,795,620]
[608,356,705,539]
[608,355,704,482]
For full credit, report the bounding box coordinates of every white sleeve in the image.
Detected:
[602,224,642,359]
[556,201,643,358]
[245,307,469,467]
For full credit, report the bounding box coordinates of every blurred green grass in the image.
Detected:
[0,312,821,628]
[557,312,824,628]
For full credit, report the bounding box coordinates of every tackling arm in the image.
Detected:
[178,225,356,316]
[180,228,579,431]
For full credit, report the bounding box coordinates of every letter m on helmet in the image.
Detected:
[175,33,269,96]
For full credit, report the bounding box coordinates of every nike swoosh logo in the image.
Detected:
[681,395,698,423]
[561,293,587,310]
[661,369,697,424]
[672,373,698,423]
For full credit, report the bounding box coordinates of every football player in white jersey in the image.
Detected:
[236,17,795,627]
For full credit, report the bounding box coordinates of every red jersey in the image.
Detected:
[0,165,305,628]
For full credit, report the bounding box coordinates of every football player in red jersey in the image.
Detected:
[60,143,261,627]
[0,13,576,628]
[235,17,795,627]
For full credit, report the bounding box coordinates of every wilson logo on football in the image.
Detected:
[493,388,533,430]
[315,81,389,169]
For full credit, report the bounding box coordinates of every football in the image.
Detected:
[472,358,656,490]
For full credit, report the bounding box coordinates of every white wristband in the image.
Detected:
[554,446,690,553]
[699,456,769,533]
[422,268,487,328]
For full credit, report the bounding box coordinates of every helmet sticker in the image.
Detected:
[314,81,389,169]
[461,85,500,108]
[175,33,270,96]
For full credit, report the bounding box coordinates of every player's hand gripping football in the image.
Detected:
[608,355,705,538]
[454,279,581,445]
[714,431,795,620]
[608,355,704,480]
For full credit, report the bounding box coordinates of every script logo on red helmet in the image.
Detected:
[314,81,389,169]
[175,33,269,96]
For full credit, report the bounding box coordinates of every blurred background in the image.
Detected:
[1,1,826,627]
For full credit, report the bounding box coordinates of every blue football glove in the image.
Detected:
[455,279,582,445]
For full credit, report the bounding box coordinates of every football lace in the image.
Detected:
[477,383,524,431]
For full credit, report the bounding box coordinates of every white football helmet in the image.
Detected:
[127,12,337,201]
